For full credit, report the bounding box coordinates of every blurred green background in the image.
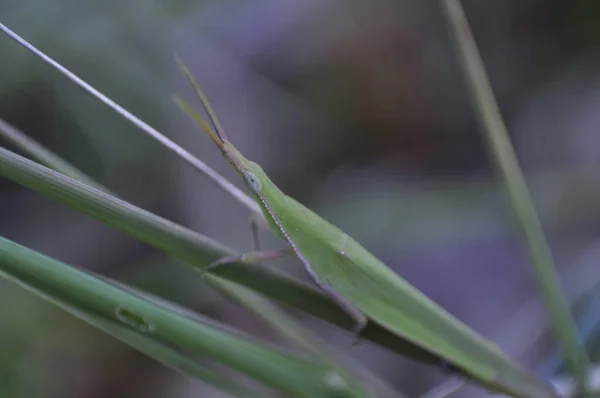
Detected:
[2,0,600,396]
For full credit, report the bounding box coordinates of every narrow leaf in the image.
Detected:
[207,276,404,398]
[1,269,260,398]
[0,118,105,192]
[440,0,589,392]
[0,237,370,398]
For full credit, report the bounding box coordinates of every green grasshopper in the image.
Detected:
[0,18,557,396]
[174,59,557,398]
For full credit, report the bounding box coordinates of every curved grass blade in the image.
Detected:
[207,275,346,358]
[0,118,106,192]
[96,267,387,397]
[440,0,589,393]
[0,147,440,365]
[418,378,466,398]
[0,21,260,217]
[540,293,600,378]
[0,236,372,398]
[207,275,404,398]
[0,269,260,398]
[492,365,600,398]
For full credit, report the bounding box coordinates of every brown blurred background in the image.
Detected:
[2,0,600,396]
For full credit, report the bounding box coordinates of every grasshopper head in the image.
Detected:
[221,142,268,197]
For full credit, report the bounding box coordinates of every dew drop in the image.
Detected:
[115,306,156,333]
[323,371,347,391]
[338,234,349,257]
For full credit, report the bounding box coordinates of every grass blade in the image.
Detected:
[440,0,589,392]
[1,269,260,398]
[418,378,466,398]
[0,147,441,365]
[206,276,405,398]
[0,236,373,398]
[0,118,106,191]
[540,293,600,377]
[0,21,260,217]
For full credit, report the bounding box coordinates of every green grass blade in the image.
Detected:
[85,319,259,398]
[0,118,106,192]
[102,264,385,397]
[419,378,466,398]
[208,275,341,358]
[0,147,440,365]
[1,269,259,398]
[440,0,589,392]
[0,236,372,398]
[540,294,600,377]
[206,276,405,398]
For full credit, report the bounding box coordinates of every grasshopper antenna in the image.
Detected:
[175,55,228,144]
[0,21,260,215]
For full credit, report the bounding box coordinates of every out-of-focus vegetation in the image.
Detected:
[2,0,600,397]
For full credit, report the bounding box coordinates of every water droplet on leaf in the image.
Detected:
[323,371,347,391]
[115,306,156,333]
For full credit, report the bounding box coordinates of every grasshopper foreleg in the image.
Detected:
[249,213,262,251]
[202,248,291,277]
[303,270,368,344]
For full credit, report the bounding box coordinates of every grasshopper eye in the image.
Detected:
[243,171,262,194]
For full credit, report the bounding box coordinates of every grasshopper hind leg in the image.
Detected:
[323,284,368,346]
[309,275,368,346]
